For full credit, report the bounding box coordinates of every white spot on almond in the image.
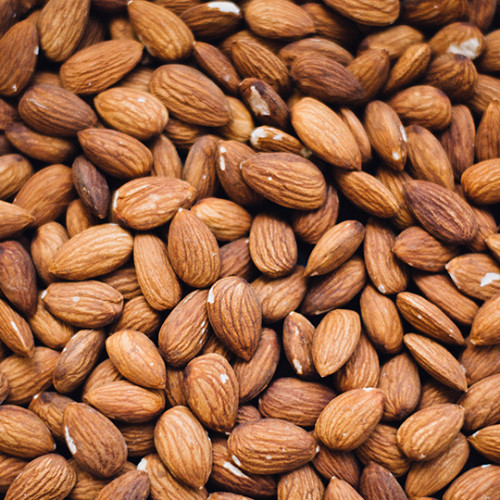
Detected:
[137,458,148,471]
[220,373,229,383]
[65,426,77,454]
[206,1,241,15]
[480,272,500,287]
[248,86,270,116]
[223,461,249,478]
[447,38,481,59]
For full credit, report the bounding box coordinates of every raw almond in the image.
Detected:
[282,312,316,378]
[315,388,385,451]
[443,464,500,500]
[323,0,399,26]
[470,293,500,345]
[360,462,407,500]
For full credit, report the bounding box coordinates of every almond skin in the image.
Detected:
[228,418,318,474]
[315,388,385,451]
[207,276,262,361]
[240,152,326,210]
[323,0,399,26]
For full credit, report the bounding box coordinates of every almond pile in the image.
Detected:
[1,0,500,498]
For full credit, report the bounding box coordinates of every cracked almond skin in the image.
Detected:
[4,453,76,500]
[207,276,262,361]
[168,209,221,288]
[240,152,326,210]
[150,64,231,127]
[291,97,362,170]
[184,353,239,433]
[228,418,318,474]
[63,402,127,478]
[315,388,385,451]
[154,405,212,489]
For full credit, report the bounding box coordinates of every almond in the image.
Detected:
[228,418,318,474]
[460,339,500,385]
[348,49,390,103]
[127,0,193,61]
[133,233,182,311]
[5,454,76,500]
[167,209,221,288]
[151,64,231,127]
[360,462,407,500]
[240,152,326,210]
[405,432,469,497]
[323,0,399,26]
[461,159,500,205]
[396,403,464,461]
[443,464,500,500]
[184,353,239,432]
[312,309,361,377]
[0,154,33,200]
[312,444,360,486]
[0,19,38,96]
[64,402,127,478]
[49,223,133,281]
[53,329,105,394]
[19,84,97,137]
[404,180,478,244]
[112,177,196,230]
[207,276,261,361]
[282,312,316,378]
[315,388,385,451]
[403,333,467,392]
[60,39,143,94]
[96,470,150,500]
[470,293,500,346]
[151,134,182,178]
[154,405,212,489]
[291,97,361,170]
[258,377,335,427]
[42,280,123,328]
[0,405,55,459]
[468,424,500,463]
[94,87,169,140]
[0,453,27,494]
[324,476,363,500]
[106,329,166,389]
[112,295,162,337]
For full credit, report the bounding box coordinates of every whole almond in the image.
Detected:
[158,289,210,367]
[151,64,231,127]
[460,339,500,385]
[396,403,464,461]
[42,280,123,328]
[405,432,470,497]
[403,333,467,392]
[348,49,390,103]
[291,97,361,170]
[359,462,407,500]
[19,84,97,137]
[468,424,500,463]
[112,295,162,337]
[315,388,385,451]
[228,418,318,474]
[207,276,261,361]
[461,159,500,205]
[112,177,196,230]
[106,329,166,389]
[94,87,168,140]
[443,464,500,500]
[96,470,150,500]
[312,444,360,486]
[323,0,399,26]
[128,0,193,61]
[13,164,74,228]
[0,20,38,96]
[0,240,37,315]
[249,213,297,278]
[64,402,127,478]
[404,180,478,244]
[241,152,326,210]
[0,154,33,200]
[53,329,105,394]
[184,353,239,432]
[360,284,403,354]
[133,233,182,311]
[168,209,221,288]
[60,39,143,94]
[312,309,361,377]
[5,454,76,500]
[49,224,133,281]
[259,377,335,427]
[0,405,55,459]
[37,0,90,61]
[0,453,27,494]
[470,293,500,346]
[282,312,316,378]
[324,476,363,500]
[154,405,212,489]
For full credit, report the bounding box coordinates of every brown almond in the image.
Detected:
[323,0,399,26]
[360,462,407,500]
[0,154,33,200]
[282,311,316,378]
[443,464,500,500]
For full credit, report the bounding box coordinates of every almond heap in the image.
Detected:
[0,0,500,498]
